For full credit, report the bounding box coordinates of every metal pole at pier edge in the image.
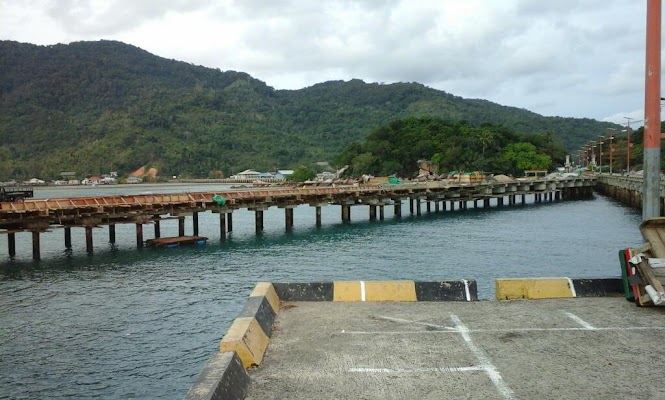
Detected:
[643,0,662,220]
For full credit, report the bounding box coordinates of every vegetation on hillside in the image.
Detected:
[0,40,618,180]
[335,117,563,176]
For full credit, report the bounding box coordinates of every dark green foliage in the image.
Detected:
[0,40,618,180]
[290,166,316,182]
[336,117,561,176]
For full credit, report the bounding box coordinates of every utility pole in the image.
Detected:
[625,117,633,173]
[642,0,662,220]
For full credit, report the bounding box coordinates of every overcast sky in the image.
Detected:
[1,0,661,125]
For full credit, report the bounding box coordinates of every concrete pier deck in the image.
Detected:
[246,298,665,400]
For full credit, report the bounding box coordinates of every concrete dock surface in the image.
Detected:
[246,298,665,399]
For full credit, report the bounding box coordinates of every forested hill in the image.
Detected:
[0,40,616,179]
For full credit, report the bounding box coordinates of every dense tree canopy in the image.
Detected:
[0,40,617,180]
[335,117,562,177]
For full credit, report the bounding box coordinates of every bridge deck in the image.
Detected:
[0,178,595,233]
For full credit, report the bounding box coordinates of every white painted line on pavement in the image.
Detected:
[340,326,665,334]
[360,280,366,302]
[376,315,455,331]
[463,279,471,301]
[451,314,516,400]
[562,311,596,330]
[349,366,483,373]
[566,278,577,297]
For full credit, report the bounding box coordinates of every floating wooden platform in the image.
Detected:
[146,236,208,248]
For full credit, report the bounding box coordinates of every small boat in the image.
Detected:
[146,236,208,248]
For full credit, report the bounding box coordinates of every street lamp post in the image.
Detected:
[623,119,643,174]
[607,128,617,174]
[609,135,614,174]
[598,136,603,174]
[624,117,633,173]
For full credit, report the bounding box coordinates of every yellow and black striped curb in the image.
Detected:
[184,351,248,400]
[185,279,475,399]
[495,277,623,300]
[272,280,477,302]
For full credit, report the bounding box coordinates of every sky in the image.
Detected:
[0,0,661,125]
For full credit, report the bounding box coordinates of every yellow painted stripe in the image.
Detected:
[250,282,280,313]
[495,278,574,300]
[333,281,363,301]
[219,317,269,368]
[365,281,417,302]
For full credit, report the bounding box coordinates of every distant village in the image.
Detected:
[3,169,298,186]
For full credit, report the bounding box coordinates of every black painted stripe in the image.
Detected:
[185,351,249,400]
[237,296,276,338]
[572,278,623,297]
[272,282,334,301]
[414,280,477,301]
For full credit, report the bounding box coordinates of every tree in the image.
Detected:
[290,166,316,182]
[501,142,552,175]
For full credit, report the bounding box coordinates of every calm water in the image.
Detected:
[0,184,642,399]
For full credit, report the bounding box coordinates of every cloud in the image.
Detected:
[44,0,214,35]
[0,0,660,121]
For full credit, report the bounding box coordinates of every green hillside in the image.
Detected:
[0,40,618,180]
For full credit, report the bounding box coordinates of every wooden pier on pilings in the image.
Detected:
[0,177,595,260]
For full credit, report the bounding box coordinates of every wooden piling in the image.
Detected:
[255,210,264,233]
[409,198,414,214]
[426,202,431,213]
[285,207,294,229]
[219,212,226,239]
[85,226,93,253]
[369,205,377,221]
[416,200,422,216]
[8,232,15,257]
[379,205,385,220]
[341,204,351,223]
[394,201,402,218]
[193,212,199,236]
[136,223,143,248]
[315,206,322,226]
[178,216,185,237]
[154,219,161,238]
[64,227,72,249]
[32,231,40,260]
[227,212,233,232]
[109,224,116,243]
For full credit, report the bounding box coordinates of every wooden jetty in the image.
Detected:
[146,236,208,248]
[0,178,596,260]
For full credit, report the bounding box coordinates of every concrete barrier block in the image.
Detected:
[238,296,276,338]
[332,281,362,301]
[250,282,280,313]
[415,280,477,301]
[364,280,417,301]
[220,317,269,368]
[496,278,574,300]
[571,278,623,297]
[272,282,334,301]
[185,351,249,400]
